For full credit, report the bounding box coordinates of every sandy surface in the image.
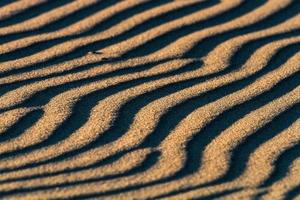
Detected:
[0,0,299,199]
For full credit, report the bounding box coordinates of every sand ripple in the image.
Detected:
[0,0,299,199]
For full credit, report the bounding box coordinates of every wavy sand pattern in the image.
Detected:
[0,0,299,199]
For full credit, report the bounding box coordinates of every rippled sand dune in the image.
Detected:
[0,0,300,199]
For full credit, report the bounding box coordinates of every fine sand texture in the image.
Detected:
[0,0,300,199]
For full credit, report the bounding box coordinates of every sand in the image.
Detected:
[0,0,299,199]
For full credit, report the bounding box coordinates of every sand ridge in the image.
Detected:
[0,0,299,199]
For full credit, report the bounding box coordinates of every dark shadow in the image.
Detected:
[120,71,299,197]
[0,150,160,197]
[285,185,300,200]
[123,0,300,59]
[134,57,300,197]
[0,59,201,161]
[1,29,298,155]
[0,0,172,61]
[0,0,295,81]
[0,1,299,199]
[183,0,300,59]
[0,59,168,97]
[0,109,43,144]
[0,0,119,43]
[262,139,300,187]
[1,38,299,199]
[0,0,15,8]
[0,0,213,62]
[0,0,73,27]
[1,27,299,178]
[207,103,300,185]
[86,73,300,198]
[1,25,300,91]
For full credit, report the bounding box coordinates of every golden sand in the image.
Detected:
[0,0,299,199]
